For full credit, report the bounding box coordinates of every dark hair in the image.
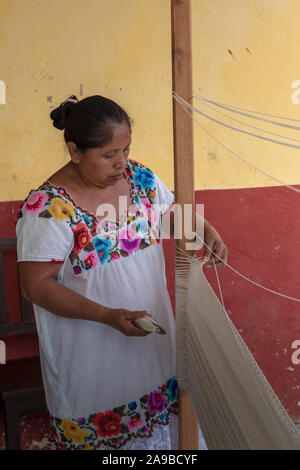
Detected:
[50,95,132,153]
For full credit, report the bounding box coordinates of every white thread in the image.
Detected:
[212,257,225,310]
[194,93,300,126]
[172,92,300,301]
[193,95,300,144]
[195,234,300,303]
[172,92,300,194]
[174,93,300,149]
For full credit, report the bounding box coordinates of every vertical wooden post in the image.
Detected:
[171,0,199,450]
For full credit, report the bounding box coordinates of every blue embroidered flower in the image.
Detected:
[133,167,155,190]
[167,378,178,402]
[94,237,112,265]
[82,213,91,225]
[160,412,168,424]
[128,401,137,410]
[136,219,149,237]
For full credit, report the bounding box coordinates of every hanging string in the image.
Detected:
[174,92,300,149]
[193,95,300,144]
[194,94,300,129]
[181,235,300,303]
[212,256,226,310]
[172,91,300,195]
[173,91,300,301]
[193,93,300,123]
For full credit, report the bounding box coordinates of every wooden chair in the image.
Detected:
[0,237,47,450]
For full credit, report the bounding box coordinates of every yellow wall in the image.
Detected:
[192,0,300,189]
[0,0,173,201]
[1,0,300,201]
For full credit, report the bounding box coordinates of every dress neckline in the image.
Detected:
[40,160,135,227]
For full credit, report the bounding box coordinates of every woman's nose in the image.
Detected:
[114,152,127,169]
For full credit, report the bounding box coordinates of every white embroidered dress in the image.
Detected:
[16,159,178,450]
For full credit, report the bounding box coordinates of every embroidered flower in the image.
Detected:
[72,222,91,254]
[111,252,120,261]
[83,443,93,450]
[60,419,88,443]
[147,390,166,415]
[128,401,137,410]
[49,376,178,450]
[82,213,91,225]
[93,410,122,438]
[127,414,145,432]
[24,191,48,215]
[167,378,178,402]
[94,237,112,265]
[139,197,152,209]
[73,265,82,276]
[136,218,150,238]
[48,197,76,221]
[84,250,99,269]
[76,417,86,425]
[133,167,155,190]
[159,412,168,424]
[118,226,141,255]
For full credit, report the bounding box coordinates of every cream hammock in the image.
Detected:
[175,248,300,450]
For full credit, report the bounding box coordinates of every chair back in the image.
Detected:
[0,237,36,337]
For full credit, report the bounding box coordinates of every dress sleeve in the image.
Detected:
[152,174,175,215]
[16,190,74,263]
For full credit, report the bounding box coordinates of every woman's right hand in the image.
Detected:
[103,309,152,337]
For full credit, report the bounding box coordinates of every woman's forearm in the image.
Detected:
[24,277,110,324]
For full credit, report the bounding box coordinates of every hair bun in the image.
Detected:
[50,95,79,130]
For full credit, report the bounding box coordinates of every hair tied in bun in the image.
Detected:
[50,95,79,131]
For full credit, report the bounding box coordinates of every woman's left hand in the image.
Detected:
[201,220,228,268]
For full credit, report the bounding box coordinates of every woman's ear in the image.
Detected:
[67,141,81,164]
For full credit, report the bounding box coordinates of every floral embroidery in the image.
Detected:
[94,237,113,265]
[49,377,178,450]
[84,250,99,269]
[72,222,91,254]
[60,419,88,443]
[16,160,167,276]
[23,191,48,215]
[147,390,166,415]
[48,197,76,221]
[168,377,178,402]
[93,410,122,438]
[117,226,141,255]
[133,166,155,190]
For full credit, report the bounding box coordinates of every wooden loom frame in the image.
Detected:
[171,0,199,449]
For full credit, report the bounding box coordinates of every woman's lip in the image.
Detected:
[110,173,124,179]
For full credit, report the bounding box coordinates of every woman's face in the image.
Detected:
[69,121,131,188]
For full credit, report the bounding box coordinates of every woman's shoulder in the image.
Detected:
[16,180,77,225]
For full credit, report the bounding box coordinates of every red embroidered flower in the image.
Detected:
[72,222,91,254]
[92,410,121,438]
